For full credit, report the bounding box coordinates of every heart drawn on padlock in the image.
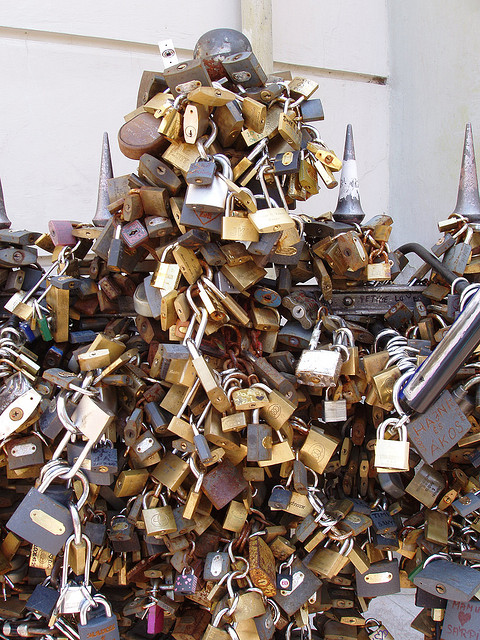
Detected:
[458,611,472,626]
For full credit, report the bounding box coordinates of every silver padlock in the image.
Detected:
[295,318,348,390]
[374,417,410,472]
[184,154,233,214]
[56,524,93,614]
[322,387,347,423]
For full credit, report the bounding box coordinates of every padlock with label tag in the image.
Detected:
[355,557,401,597]
[6,465,87,555]
[203,551,230,582]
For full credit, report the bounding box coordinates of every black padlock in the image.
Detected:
[200,242,227,266]
[25,579,59,619]
[176,228,211,249]
[83,518,107,547]
[299,98,325,122]
[78,594,120,640]
[276,572,293,593]
[273,559,321,616]
[373,531,399,551]
[67,443,114,487]
[254,606,275,640]
[203,552,230,582]
[268,485,292,510]
[248,231,282,256]
[174,569,198,595]
[413,557,480,602]
[138,154,181,194]
[369,509,398,535]
[355,558,401,597]
[274,151,301,176]
[414,587,447,609]
[107,513,135,543]
[6,466,85,555]
[6,434,44,470]
[90,442,118,474]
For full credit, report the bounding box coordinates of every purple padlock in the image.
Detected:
[121,220,149,248]
[48,220,76,246]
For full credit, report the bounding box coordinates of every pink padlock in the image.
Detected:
[147,604,164,634]
[48,220,76,246]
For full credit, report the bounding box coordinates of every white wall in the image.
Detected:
[388,0,480,249]
[0,1,391,237]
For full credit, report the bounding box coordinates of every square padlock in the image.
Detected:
[121,220,148,248]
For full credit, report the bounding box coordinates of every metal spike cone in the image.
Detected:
[451,123,480,222]
[93,132,114,227]
[332,124,365,224]
[0,179,11,229]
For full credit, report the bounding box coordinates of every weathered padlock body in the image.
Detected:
[295,348,343,388]
[413,559,480,601]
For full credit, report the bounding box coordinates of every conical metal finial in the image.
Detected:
[332,124,365,224]
[451,123,480,222]
[93,132,114,227]
[0,180,11,229]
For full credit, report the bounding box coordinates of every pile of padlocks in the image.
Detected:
[2,26,480,640]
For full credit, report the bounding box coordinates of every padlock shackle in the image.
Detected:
[247,137,268,161]
[38,460,89,508]
[308,316,323,351]
[254,190,279,210]
[195,307,209,347]
[401,285,480,413]
[212,154,233,181]
[224,192,234,218]
[266,598,281,624]
[79,594,112,626]
[212,606,230,628]
[226,625,240,640]
[56,392,77,434]
[69,502,83,546]
[62,533,92,588]
[396,243,469,292]
[422,552,452,568]
[176,378,201,418]
[334,327,355,347]
[160,241,178,263]
[376,418,407,442]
